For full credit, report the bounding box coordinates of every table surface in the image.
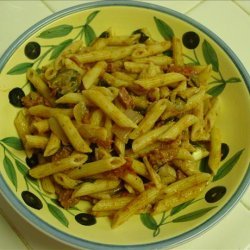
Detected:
[0,1,249,249]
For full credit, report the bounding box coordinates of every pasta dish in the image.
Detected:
[15,29,221,228]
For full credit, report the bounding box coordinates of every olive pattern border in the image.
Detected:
[0,10,246,234]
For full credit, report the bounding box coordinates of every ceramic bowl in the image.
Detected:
[0,1,249,249]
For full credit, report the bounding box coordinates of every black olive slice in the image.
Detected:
[26,154,39,168]
[21,191,43,210]
[25,42,41,59]
[182,31,200,49]
[75,213,96,226]
[8,87,25,107]
[99,31,110,38]
[205,186,227,203]
[132,29,149,43]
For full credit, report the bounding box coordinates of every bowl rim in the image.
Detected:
[0,1,249,249]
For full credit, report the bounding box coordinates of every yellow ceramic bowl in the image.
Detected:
[0,1,249,249]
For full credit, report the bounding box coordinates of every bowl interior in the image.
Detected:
[0,1,249,249]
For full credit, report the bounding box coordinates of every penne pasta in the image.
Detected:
[84,90,137,128]
[31,119,50,134]
[54,113,91,153]
[25,135,48,149]
[121,172,145,193]
[92,196,134,211]
[29,154,88,179]
[68,157,126,179]
[159,114,198,141]
[134,72,186,89]
[70,45,136,64]
[172,37,184,66]
[43,133,61,157]
[208,127,221,174]
[26,68,55,106]
[132,122,174,152]
[72,179,121,198]
[162,173,211,196]
[14,31,223,229]
[111,185,160,228]
[41,176,55,194]
[129,99,169,139]
[82,61,107,89]
[14,109,33,157]
[153,182,207,214]
[53,173,81,189]
[28,105,73,118]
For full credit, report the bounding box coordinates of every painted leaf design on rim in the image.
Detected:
[202,40,219,72]
[15,159,28,175]
[140,213,158,230]
[3,155,17,190]
[225,77,241,83]
[154,17,174,40]
[38,24,73,39]
[47,203,69,227]
[50,39,73,60]
[86,10,100,24]
[170,199,194,216]
[172,206,217,222]
[7,62,33,75]
[84,24,96,46]
[213,149,244,181]
[207,83,226,96]
[1,137,23,150]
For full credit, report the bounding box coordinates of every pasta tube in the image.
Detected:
[92,196,134,211]
[28,105,73,118]
[153,182,207,214]
[72,179,121,198]
[43,133,61,157]
[208,127,221,174]
[84,90,137,128]
[129,99,169,139]
[67,157,126,179]
[162,173,211,196]
[159,114,198,141]
[82,61,107,89]
[54,113,91,153]
[29,154,88,179]
[111,186,160,228]
[134,72,186,89]
[26,68,55,106]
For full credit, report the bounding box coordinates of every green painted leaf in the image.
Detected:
[1,137,23,150]
[86,10,100,24]
[154,17,174,40]
[225,77,241,83]
[38,25,73,39]
[3,156,17,190]
[84,24,96,46]
[27,175,40,188]
[170,199,194,216]
[140,213,158,230]
[207,83,226,96]
[47,203,69,227]
[172,206,217,222]
[15,159,28,176]
[50,39,73,60]
[213,149,244,181]
[14,159,39,186]
[202,40,219,72]
[7,62,33,75]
